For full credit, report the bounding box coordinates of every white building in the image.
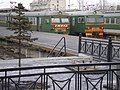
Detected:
[30,0,66,11]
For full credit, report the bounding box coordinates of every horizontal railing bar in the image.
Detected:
[81,40,108,44]
[0,62,120,72]
[81,42,108,46]
[1,68,120,79]
[81,37,108,42]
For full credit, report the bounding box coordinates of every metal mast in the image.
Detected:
[99,0,102,10]
[77,0,84,10]
[103,0,105,10]
[68,0,70,9]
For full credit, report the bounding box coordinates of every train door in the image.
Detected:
[70,16,85,35]
[38,17,42,31]
[69,16,77,35]
[41,16,51,32]
[77,16,86,36]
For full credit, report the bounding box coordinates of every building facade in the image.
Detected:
[30,0,66,11]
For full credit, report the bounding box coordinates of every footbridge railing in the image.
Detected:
[0,62,120,90]
[47,37,66,57]
[78,34,120,61]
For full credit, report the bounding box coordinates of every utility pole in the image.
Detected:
[57,0,59,10]
[77,0,81,10]
[68,0,70,10]
[99,0,103,10]
[103,0,105,10]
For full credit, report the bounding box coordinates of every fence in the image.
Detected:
[78,34,120,61]
[0,62,120,90]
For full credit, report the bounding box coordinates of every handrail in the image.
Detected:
[78,33,120,61]
[47,37,66,57]
[0,62,120,90]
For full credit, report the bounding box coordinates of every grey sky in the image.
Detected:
[0,0,119,9]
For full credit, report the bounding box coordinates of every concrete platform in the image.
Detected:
[0,54,93,69]
[0,26,79,56]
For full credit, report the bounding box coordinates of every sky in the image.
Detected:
[0,0,120,9]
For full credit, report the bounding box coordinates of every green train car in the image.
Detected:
[27,11,70,34]
[104,11,120,30]
[0,13,9,27]
[0,11,104,38]
[67,11,104,38]
[0,11,70,34]
[103,11,120,40]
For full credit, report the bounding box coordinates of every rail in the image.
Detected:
[47,37,66,57]
[0,62,120,90]
[78,33,120,61]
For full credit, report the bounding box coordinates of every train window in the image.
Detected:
[28,17,37,25]
[78,17,85,23]
[61,18,69,23]
[51,18,60,23]
[34,18,36,25]
[72,17,75,26]
[39,18,41,25]
[111,18,114,23]
[45,19,49,24]
[96,18,104,23]
[86,18,95,23]
[105,18,109,23]
[114,18,117,24]
[116,18,120,24]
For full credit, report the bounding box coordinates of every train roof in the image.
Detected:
[65,11,103,16]
[103,10,120,17]
[0,11,69,17]
[0,10,104,17]
[25,11,69,16]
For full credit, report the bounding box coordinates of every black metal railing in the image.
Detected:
[47,37,66,57]
[78,34,120,61]
[0,62,120,90]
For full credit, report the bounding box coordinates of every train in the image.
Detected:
[103,11,120,40]
[0,10,120,39]
[67,11,104,38]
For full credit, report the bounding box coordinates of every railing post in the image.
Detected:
[63,37,67,56]
[98,42,101,60]
[78,33,82,53]
[107,37,112,62]
[107,37,113,89]
[91,40,94,55]
[117,65,120,90]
